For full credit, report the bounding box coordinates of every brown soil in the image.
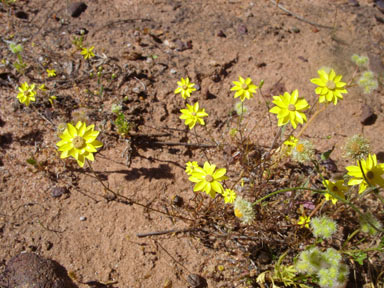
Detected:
[1,0,384,287]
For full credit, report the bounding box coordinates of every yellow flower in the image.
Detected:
[17,82,36,106]
[188,161,228,198]
[81,46,95,60]
[230,76,258,102]
[310,69,347,105]
[222,189,237,204]
[185,161,198,175]
[46,69,56,77]
[174,77,196,99]
[269,89,309,129]
[49,95,57,106]
[346,153,384,194]
[179,102,208,129]
[284,135,299,147]
[56,121,103,167]
[38,84,48,91]
[298,215,311,228]
[322,179,347,205]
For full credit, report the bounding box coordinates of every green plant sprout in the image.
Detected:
[9,42,27,73]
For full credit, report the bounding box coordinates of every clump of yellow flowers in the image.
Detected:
[56,121,103,167]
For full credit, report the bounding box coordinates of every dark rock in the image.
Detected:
[51,186,69,198]
[0,253,77,288]
[68,2,87,18]
[15,10,28,19]
[291,27,300,33]
[217,30,226,37]
[360,104,377,125]
[187,274,207,288]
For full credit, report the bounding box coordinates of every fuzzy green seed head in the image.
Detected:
[360,213,382,235]
[351,54,369,67]
[9,42,23,54]
[291,139,315,163]
[296,247,323,274]
[357,70,378,94]
[323,248,342,268]
[111,104,122,114]
[234,101,248,116]
[310,216,338,240]
[344,134,370,161]
[233,197,255,224]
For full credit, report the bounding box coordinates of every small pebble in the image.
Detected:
[217,30,226,37]
[187,274,207,288]
[237,24,248,35]
[79,216,86,221]
[50,186,68,198]
[170,68,177,74]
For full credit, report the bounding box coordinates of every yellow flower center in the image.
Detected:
[234,208,243,218]
[332,185,339,192]
[296,144,305,153]
[326,80,336,90]
[366,171,374,180]
[241,83,248,90]
[205,174,214,182]
[73,136,86,149]
[182,85,188,90]
[191,112,196,116]
[288,104,296,111]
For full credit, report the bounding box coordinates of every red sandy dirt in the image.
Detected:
[1,0,384,287]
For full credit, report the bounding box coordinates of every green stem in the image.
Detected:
[253,186,384,233]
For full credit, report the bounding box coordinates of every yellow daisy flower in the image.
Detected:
[56,121,103,167]
[174,77,196,99]
[322,179,347,205]
[346,153,384,194]
[185,161,199,175]
[310,68,347,105]
[269,89,309,129]
[298,215,311,228]
[46,69,56,77]
[222,189,237,204]
[188,161,228,198]
[179,102,208,129]
[230,76,258,102]
[81,46,95,60]
[17,82,36,106]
